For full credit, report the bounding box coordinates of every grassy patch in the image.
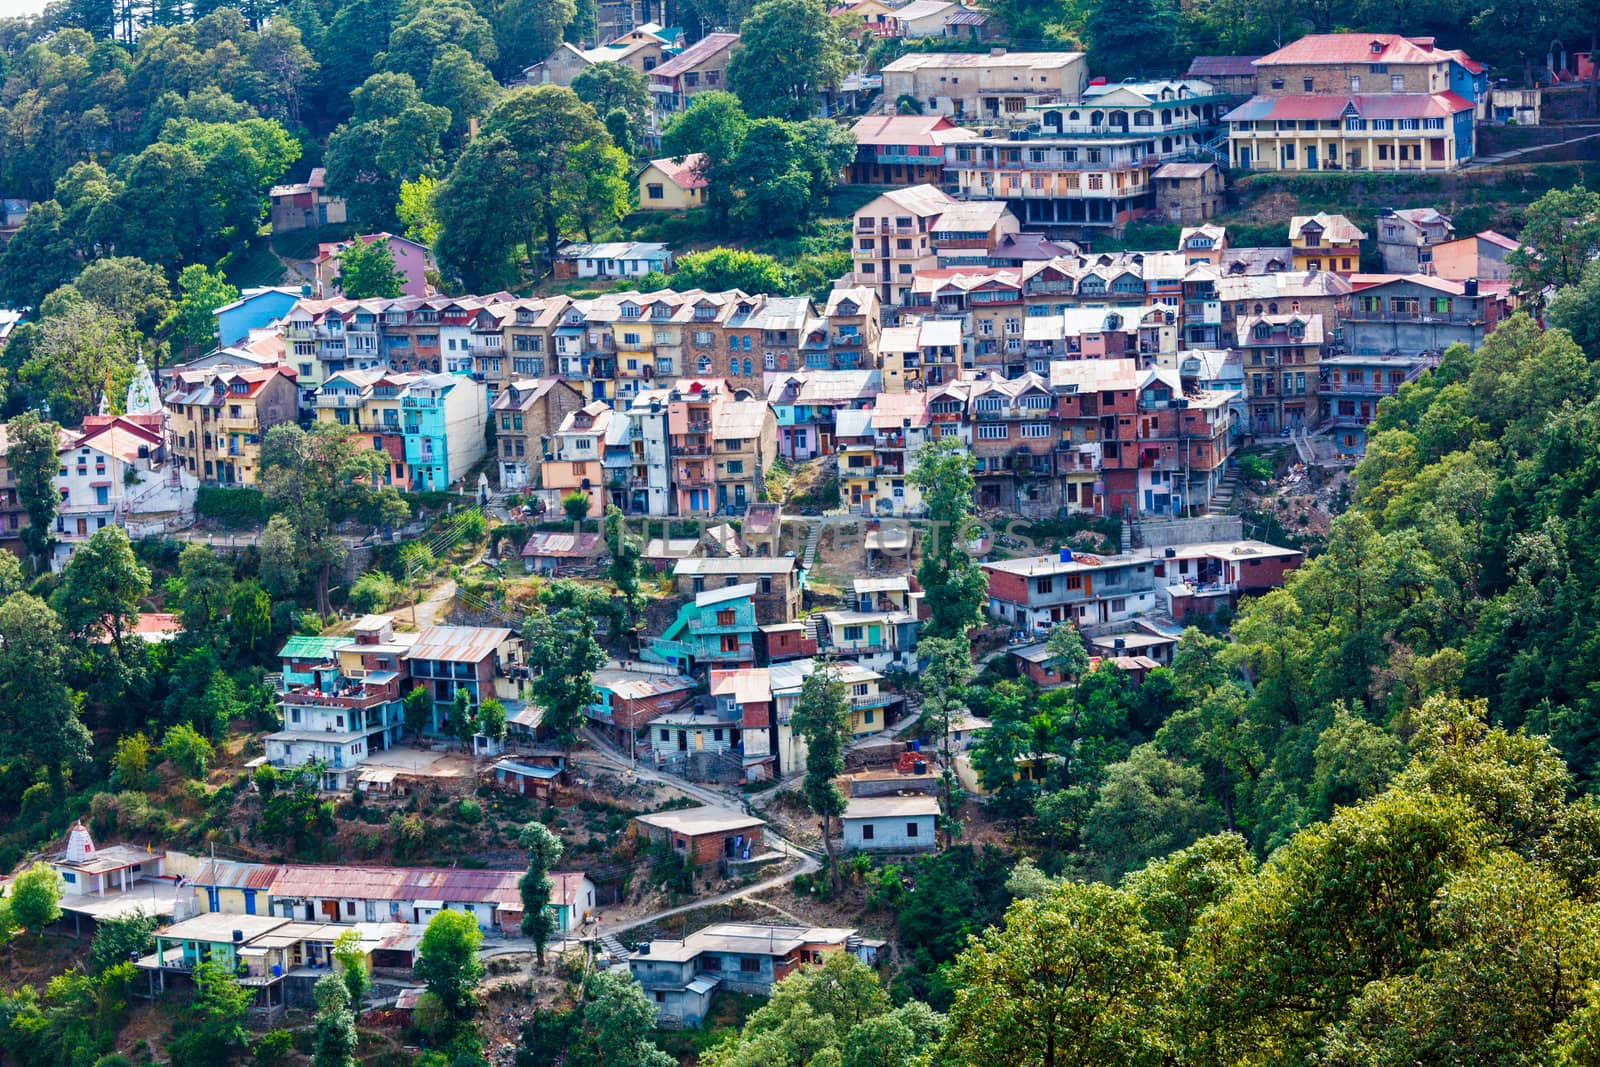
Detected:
[218,237,289,290]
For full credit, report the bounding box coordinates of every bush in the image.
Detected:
[348,571,401,613]
[161,724,215,779]
[1238,454,1275,483]
[195,487,269,526]
[457,799,482,823]
[253,1031,293,1067]
[19,781,54,829]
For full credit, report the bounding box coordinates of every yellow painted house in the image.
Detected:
[164,366,301,486]
[1289,213,1367,274]
[638,154,708,212]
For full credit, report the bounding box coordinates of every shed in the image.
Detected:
[634,806,766,866]
[841,795,939,852]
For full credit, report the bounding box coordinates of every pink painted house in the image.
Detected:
[314,233,434,298]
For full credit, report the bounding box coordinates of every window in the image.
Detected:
[725,460,744,474]
[702,956,722,970]
[1020,423,1051,438]
[976,424,1008,439]
[646,182,664,200]
[720,634,739,653]
[716,609,736,626]
[740,958,761,973]
[1036,577,1053,594]
[862,823,875,840]
[906,821,920,838]
[1391,74,1404,91]
[1303,77,1313,91]
[843,625,864,641]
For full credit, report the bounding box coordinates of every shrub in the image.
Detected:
[195,487,269,525]
[161,724,215,779]
[19,781,54,829]
[348,571,401,613]
[253,1031,293,1067]
[457,799,482,823]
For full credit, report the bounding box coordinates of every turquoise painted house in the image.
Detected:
[401,372,487,491]
[647,584,759,674]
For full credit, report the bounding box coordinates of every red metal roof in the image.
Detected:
[1256,33,1460,67]
[1225,93,1472,122]
[647,153,708,190]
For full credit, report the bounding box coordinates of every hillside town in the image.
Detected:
[4,0,1600,1062]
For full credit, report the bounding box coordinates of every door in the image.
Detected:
[1306,146,1317,170]
[1237,147,1249,169]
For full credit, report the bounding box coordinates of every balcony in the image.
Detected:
[856,222,923,235]
[1346,309,1483,325]
[675,441,713,457]
[677,467,713,487]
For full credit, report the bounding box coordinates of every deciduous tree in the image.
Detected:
[726,0,852,120]
[910,436,984,639]
[794,663,850,890]
[518,822,563,966]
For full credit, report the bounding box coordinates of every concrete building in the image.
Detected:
[1152,162,1225,224]
[1344,274,1506,356]
[673,556,804,625]
[401,372,487,491]
[491,377,586,491]
[650,32,738,113]
[880,50,1088,118]
[1430,230,1519,283]
[948,80,1227,239]
[844,115,975,186]
[1235,312,1325,435]
[1376,207,1454,274]
[629,923,862,1027]
[841,795,939,851]
[269,167,347,233]
[1289,214,1366,274]
[165,365,300,486]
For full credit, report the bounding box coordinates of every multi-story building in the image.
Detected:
[822,287,883,372]
[879,51,1088,119]
[647,583,760,675]
[1289,213,1366,273]
[668,379,726,516]
[313,368,415,487]
[1430,229,1519,282]
[845,115,975,186]
[621,386,675,516]
[650,32,738,113]
[876,317,961,390]
[490,377,586,491]
[1225,34,1480,172]
[165,366,300,486]
[401,372,487,492]
[1344,274,1505,356]
[766,369,881,459]
[948,80,1228,238]
[837,391,932,517]
[268,167,347,233]
[268,615,410,792]
[1184,55,1260,98]
[1214,270,1352,334]
[540,400,613,517]
[966,371,1060,517]
[673,557,804,626]
[1235,313,1325,435]
[850,185,1019,308]
[1319,351,1437,453]
[51,413,194,568]
[711,399,777,515]
[1127,367,1237,516]
[1376,207,1454,274]
[813,576,924,672]
[1049,358,1140,516]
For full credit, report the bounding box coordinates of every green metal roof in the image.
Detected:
[278,635,347,660]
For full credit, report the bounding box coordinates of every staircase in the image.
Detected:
[1119,506,1133,553]
[803,614,823,644]
[801,522,822,569]
[598,933,630,965]
[1210,468,1242,515]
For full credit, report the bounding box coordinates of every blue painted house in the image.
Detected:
[647,584,759,674]
[215,287,304,348]
[401,372,487,490]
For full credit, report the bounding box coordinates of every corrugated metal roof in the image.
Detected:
[279,635,347,660]
[193,860,281,891]
[268,864,524,907]
[404,625,513,664]
[1186,55,1260,77]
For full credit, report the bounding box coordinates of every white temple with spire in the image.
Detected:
[126,353,163,417]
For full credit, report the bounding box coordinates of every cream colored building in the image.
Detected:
[880,50,1088,119]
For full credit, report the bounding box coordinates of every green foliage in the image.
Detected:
[670,248,789,293]
[9,863,61,935]
[520,969,672,1067]
[348,570,402,613]
[725,0,853,120]
[910,437,984,639]
[7,412,64,568]
[194,487,269,526]
[332,928,370,1007]
[397,176,444,248]
[794,664,850,888]
[161,723,215,778]
[111,733,155,791]
[90,913,158,975]
[518,822,563,964]
[172,264,239,354]
[168,960,254,1067]
[414,909,484,1036]
[312,974,358,1067]
[333,237,405,299]
[562,490,591,523]
[1509,185,1600,297]
[523,582,606,745]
